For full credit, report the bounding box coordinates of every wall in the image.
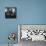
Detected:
[0,0,46,44]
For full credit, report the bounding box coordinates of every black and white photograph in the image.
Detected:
[5,7,16,18]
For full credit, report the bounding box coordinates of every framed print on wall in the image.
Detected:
[5,7,16,19]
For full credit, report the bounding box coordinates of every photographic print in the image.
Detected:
[5,7,16,18]
[18,24,46,46]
